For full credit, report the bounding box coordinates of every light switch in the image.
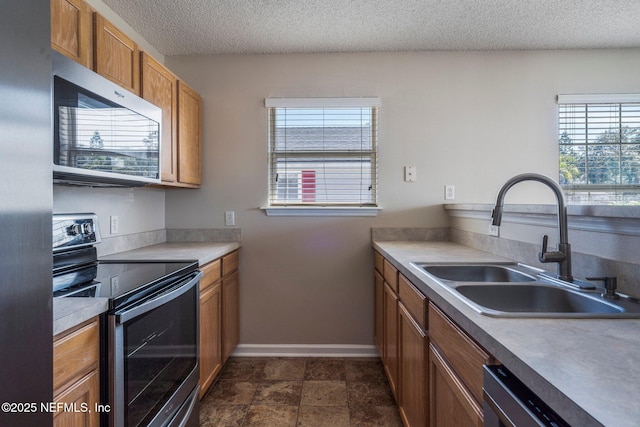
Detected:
[404,166,417,182]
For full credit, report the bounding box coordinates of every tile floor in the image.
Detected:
[199,357,403,426]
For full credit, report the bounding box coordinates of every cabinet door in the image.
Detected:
[199,282,222,398]
[222,250,239,276]
[53,370,100,427]
[141,52,178,183]
[177,81,202,185]
[222,270,239,363]
[94,13,139,94]
[53,318,99,392]
[51,0,92,68]
[53,318,100,427]
[398,303,428,427]
[383,282,399,397]
[429,303,492,405]
[429,344,483,427]
[374,269,384,355]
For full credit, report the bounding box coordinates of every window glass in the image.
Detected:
[558,99,640,205]
[267,100,378,207]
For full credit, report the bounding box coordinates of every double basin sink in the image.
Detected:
[412,263,640,318]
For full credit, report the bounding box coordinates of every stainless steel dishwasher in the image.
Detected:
[483,365,570,427]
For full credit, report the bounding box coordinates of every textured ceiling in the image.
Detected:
[101,0,640,55]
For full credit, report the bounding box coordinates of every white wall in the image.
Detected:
[164,49,640,347]
[53,186,166,238]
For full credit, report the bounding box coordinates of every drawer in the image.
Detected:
[200,258,221,291]
[399,274,427,330]
[383,259,398,293]
[222,250,239,276]
[374,251,384,274]
[53,318,99,392]
[428,302,494,404]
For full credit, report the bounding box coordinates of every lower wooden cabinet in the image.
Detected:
[398,303,428,427]
[383,282,399,397]
[374,251,497,427]
[428,303,495,427]
[53,371,100,427]
[53,317,100,427]
[199,250,240,397]
[374,268,384,355]
[429,344,483,427]
[199,260,222,399]
[428,303,493,406]
[222,269,240,364]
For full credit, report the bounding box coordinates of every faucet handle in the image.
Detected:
[538,235,565,263]
[587,276,619,299]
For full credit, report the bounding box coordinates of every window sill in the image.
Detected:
[261,206,382,217]
[444,203,640,236]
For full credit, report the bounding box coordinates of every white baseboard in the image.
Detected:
[231,344,380,358]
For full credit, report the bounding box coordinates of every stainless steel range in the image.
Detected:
[53,213,201,427]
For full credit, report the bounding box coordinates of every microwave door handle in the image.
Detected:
[115,271,202,324]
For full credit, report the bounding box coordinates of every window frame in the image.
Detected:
[557,93,640,205]
[263,97,381,217]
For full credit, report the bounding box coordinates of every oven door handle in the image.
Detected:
[114,270,202,323]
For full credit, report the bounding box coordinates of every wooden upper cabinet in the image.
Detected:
[141,53,178,183]
[94,13,140,94]
[51,0,93,68]
[177,81,202,185]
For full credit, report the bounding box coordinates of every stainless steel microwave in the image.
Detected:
[52,51,162,187]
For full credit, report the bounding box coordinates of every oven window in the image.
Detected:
[123,285,197,426]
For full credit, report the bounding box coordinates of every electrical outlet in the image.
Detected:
[489,225,500,237]
[444,185,455,200]
[110,276,120,294]
[110,215,119,234]
[225,211,235,226]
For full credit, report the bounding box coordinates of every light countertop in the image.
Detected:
[99,241,241,265]
[53,241,241,336]
[373,240,640,427]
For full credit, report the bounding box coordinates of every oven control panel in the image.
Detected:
[53,213,101,252]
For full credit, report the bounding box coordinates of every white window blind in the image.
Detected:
[266,98,379,207]
[558,94,640,205]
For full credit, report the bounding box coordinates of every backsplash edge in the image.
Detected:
[98,228,243,257]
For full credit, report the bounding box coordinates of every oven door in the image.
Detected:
[109,270,202,427]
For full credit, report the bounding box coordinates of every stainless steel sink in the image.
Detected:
[411,262,640,318]
[455,284,623,316]
[418,264,536,283]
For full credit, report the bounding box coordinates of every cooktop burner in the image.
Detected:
[53,213,198,310]
[54,261,198,309]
